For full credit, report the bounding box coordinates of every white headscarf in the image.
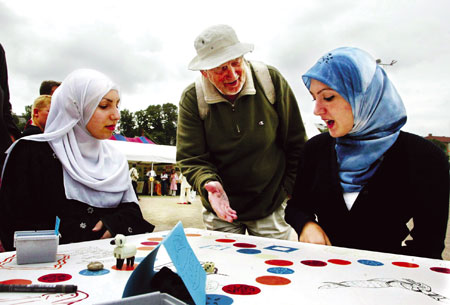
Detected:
[3,69,137,207]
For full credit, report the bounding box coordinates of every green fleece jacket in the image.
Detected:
[176,63,306,221]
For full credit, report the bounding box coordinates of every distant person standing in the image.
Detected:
[169,169,178,196]
[146,168,156,195]
[176,170,182,196]
[178,173,192,205]
[129,164,139,200]
[160,170,168,196]
[23,95,51,136]
[39,80,61,95]
[0,43,21,172]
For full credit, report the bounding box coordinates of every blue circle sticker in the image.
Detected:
[357,259,384,266]
[267,267,294,274]
[79,269,110,276]
[237,249,261,254]
[206,294,234,305]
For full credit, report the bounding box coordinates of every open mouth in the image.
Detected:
[226,79,238,86]
[325,120,335,129]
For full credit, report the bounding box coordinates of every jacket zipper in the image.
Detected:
[231,103,241,134]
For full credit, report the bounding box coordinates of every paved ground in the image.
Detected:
[138,195,450,260]
[139,194,206,232]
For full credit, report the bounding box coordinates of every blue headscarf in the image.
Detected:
[302,47,407,192]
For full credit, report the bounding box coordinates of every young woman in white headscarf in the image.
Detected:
[285,47,449,259]
[0,69,154,251]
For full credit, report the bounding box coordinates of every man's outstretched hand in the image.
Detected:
[204,181,237,223]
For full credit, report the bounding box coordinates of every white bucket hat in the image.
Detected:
[188,24,254,71]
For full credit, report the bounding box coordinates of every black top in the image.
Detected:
[22,125,42,137]
[0,140,154,251]
[0,43,21,169]
[285,131,449,259]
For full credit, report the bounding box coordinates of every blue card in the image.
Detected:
[163,222,206,305]
[122,243,161,297]
[55,216,60,236]
[122,222,206,305]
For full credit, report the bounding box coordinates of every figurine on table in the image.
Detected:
[111,234,136,269]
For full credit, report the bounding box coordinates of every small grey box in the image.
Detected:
[14,230,59,265]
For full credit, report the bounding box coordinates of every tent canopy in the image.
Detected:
[107,140,176,164]
[109,134,155,144]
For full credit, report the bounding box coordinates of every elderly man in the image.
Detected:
[177,24,307,239]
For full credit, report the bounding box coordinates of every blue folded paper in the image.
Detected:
[122,222,206,305]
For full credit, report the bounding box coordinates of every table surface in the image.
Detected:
[0,228,449,305]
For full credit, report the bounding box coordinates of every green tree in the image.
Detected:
[134,103,178,145]
[118,109,139,137]
[24,105,32,121]
[160,103,178,145]
[116,103,178,145]
[135,108,153,138]
[12,105,32,131]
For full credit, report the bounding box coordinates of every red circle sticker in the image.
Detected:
[233,243,257,248]
[430,267,450,274]
[141,241,159,246]
[0,279,32,285]
[215,238,236,243]
[301,260,327,267]
[392,262,419,268]
[38,273,72,283]
[265,259,293,266]
[256,275,291,285]
[328,259,351,265]
[222,284,261,295]
[111,264,137,271]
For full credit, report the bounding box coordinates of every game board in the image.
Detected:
[0,228,449,304]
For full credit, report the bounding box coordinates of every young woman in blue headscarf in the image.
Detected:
[285,47,449,259]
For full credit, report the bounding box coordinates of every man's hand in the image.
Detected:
[299,221,331,245]
[92,220,112,239]
[204,181,237,223]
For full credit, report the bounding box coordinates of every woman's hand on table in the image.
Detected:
[92,220,112,239]
[299,221,331,246]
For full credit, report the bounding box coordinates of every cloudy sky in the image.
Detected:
[1,0,449,138]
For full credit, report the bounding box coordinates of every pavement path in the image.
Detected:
[138,195,450,260]
[138,194,206,232]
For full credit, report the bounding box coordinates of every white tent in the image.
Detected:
[107,140,176,164]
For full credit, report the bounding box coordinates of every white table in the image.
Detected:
[0,228,449,304]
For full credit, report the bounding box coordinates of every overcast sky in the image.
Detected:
[1,0,449,138]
